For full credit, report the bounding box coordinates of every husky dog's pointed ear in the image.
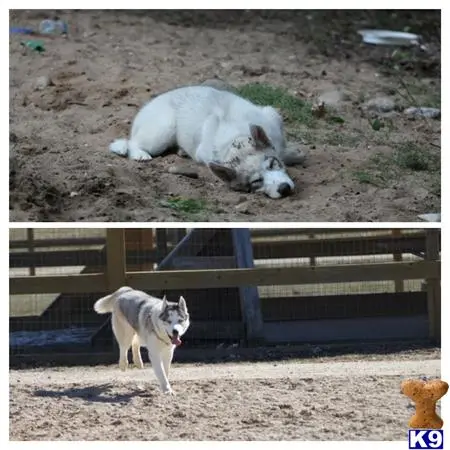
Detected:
[209,162,237,183]
[178,296,187,312]
[162,295,168,308]
[249,124,272,150]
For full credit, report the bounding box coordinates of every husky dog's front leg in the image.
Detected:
[162,346,175,378]
[194,114,220,164]
[147,339,172,394]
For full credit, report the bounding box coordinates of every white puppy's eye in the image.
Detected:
[250,178,263,191]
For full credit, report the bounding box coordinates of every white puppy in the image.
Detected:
[110,86,305,198]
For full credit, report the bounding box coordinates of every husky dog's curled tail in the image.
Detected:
[94,286,133,314]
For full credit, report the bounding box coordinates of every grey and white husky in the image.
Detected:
[109,85,306,199]
[94,286,190,394]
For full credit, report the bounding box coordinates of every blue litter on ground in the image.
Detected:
[10,327,97,347]
[10,27,36,35]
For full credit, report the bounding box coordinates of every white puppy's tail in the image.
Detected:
[109,139,129,157]
[94,286,133,314]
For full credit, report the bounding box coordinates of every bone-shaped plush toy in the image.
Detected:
[401,379,448,429]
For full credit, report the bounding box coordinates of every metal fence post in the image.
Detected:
[232,228,264,345]
[425,229,440,344]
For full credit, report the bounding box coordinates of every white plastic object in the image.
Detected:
[404,107,441,119]
[357,29,421,46]
[418,213,441,222]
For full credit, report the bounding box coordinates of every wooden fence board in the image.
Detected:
[9,249,169,269]
[252,235,426,259]
[9,237,106,249]
[126,261,438,290]
[250,228,417,237]
[106,229,126,290]
[10,261,439,295]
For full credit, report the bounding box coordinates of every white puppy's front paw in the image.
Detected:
[128,142,153,161]
[109,139,129,156]
[119,361,128,371]
[130,151,152,161]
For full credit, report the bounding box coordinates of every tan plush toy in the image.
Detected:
[401,379,448,429]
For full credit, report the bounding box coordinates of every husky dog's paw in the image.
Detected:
[162,386,175,395]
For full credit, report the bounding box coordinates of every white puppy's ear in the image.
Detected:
[209,162,237,183]
[249,124,272,150]
[178,296,187,312]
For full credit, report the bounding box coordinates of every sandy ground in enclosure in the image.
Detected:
[10,357,441,440]
[9,10,440,222]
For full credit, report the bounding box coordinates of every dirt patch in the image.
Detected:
[9,10,440,222]
[9,358,441,440]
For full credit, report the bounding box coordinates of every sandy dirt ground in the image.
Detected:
[10,355,441,440]
[9,10,440,222]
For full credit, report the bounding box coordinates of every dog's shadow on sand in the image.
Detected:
[34,383,155,404]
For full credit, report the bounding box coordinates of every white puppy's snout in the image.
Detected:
[263,170,295,199]
[277,182,292,197]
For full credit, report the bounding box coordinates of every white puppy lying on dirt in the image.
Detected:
[110,85,306,199]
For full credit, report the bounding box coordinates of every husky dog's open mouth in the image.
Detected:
[167,328,182,346]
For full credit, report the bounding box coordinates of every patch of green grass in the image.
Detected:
[392,143,440,172]
[322,131,360,147]
[353,141,440,195]
[160,197,207,219]
[394,77,441,109]
[370,118,384,131]
[353,170,384,187]
[327,115,345,124]
[236,83,314,127]
[430,178,441,198]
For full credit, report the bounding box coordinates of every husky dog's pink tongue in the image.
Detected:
[171,336,182,346]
